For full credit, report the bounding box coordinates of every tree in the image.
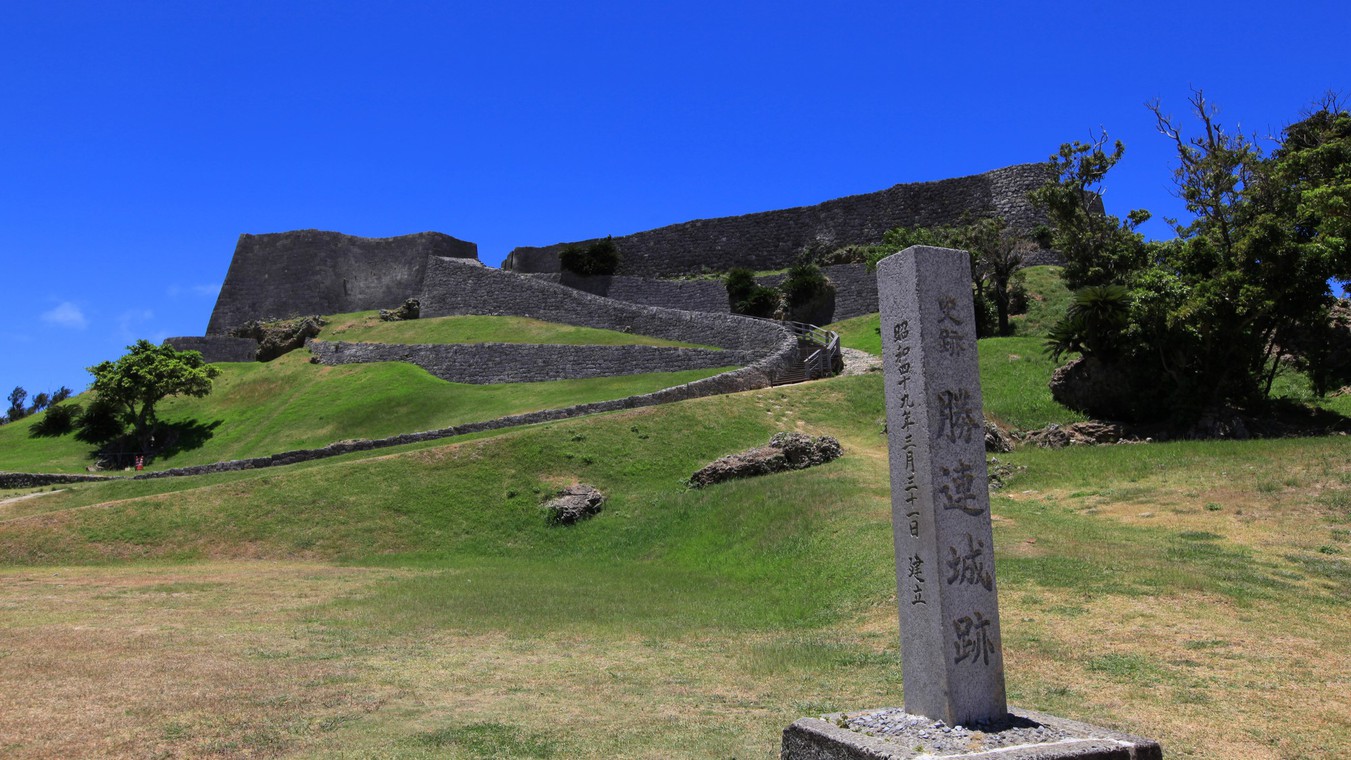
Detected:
[780,259,835,323]
[6,386,27,422]
[1037,93,1351,422]
[724,268,781,318]
[1028,135,1151,290]
[29,392,50,414]
[867,221,1031,337]
[86,340,220,455]
[959,217,1029,337]
[559,236,621,276]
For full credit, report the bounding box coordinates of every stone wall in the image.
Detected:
[163,336,260,363]
[419,257,791,354]
[308,340,749,384]
[530,273,733,313]
[503,164,1052,277]
[0,472,113,489]
[532,264,880,324]
[206,229,478,335]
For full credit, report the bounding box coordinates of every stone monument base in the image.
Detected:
[782,706,1161,759]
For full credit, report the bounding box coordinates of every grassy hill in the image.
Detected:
[0,313,737,474]
[0,370,1347,757]
[319,312,713,348]
[1,269,1348,757]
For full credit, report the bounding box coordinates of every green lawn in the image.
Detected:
[828,312,1083,430]
[320,311,711,348]
[0,372,1346,757]
[0,350,733,474]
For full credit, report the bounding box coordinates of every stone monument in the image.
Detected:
[781,246,1161,759]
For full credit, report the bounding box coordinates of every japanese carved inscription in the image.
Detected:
[878,246,1007,726]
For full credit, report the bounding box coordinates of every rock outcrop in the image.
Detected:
[689,432,843,488]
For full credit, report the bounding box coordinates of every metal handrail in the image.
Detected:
[747,317,841,384]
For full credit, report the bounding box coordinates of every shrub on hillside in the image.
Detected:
[724,268,780,318]
[781,260,835,324]
[29,402,81,438]
[560,237,621,277]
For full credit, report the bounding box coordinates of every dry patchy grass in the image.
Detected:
[1,554,1347,758]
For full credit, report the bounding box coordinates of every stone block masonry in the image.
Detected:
[163,336,260,363]
[536,264,880,323]
[206,229,478,335]
[418,257,792,355]
[0,472,113,489]
[503,164,1052,277]
[308,340,750,384]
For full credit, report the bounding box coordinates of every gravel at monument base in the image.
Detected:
[838,708,1075,755]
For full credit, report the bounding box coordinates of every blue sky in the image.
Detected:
[2,1,1348,398]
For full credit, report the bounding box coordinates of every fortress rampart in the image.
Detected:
[418,257,792,355]
[503,164,1052,276]
[206,229,477,335]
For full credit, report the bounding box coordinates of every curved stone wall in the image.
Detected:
[207,229,478,335]
[418,257,791,354]
[308,340,749,384]
[503,164,1052,276]
[531,273,733,313]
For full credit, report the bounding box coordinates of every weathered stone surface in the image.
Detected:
[983,419,1013,453]
[207,229,476,335]
[504,165,1052,277]
[688,432,843,488]
[163,336,260,364]
[1024,423,1071,449]
[229,315,327,362]
[1048,357,1134,420]
[544,484,605,525]
[878,246,1006,726]
[0,472,114,489]
[1022,422,1136,448]
[782,706,1163,760]
[379,298,421,322]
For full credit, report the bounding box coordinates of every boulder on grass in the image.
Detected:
[379,298,421,322]
[544,484,605,525]
[689,432,843,488]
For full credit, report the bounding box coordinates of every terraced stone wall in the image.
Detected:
[308,340,749,384]
[419,257,790,354]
